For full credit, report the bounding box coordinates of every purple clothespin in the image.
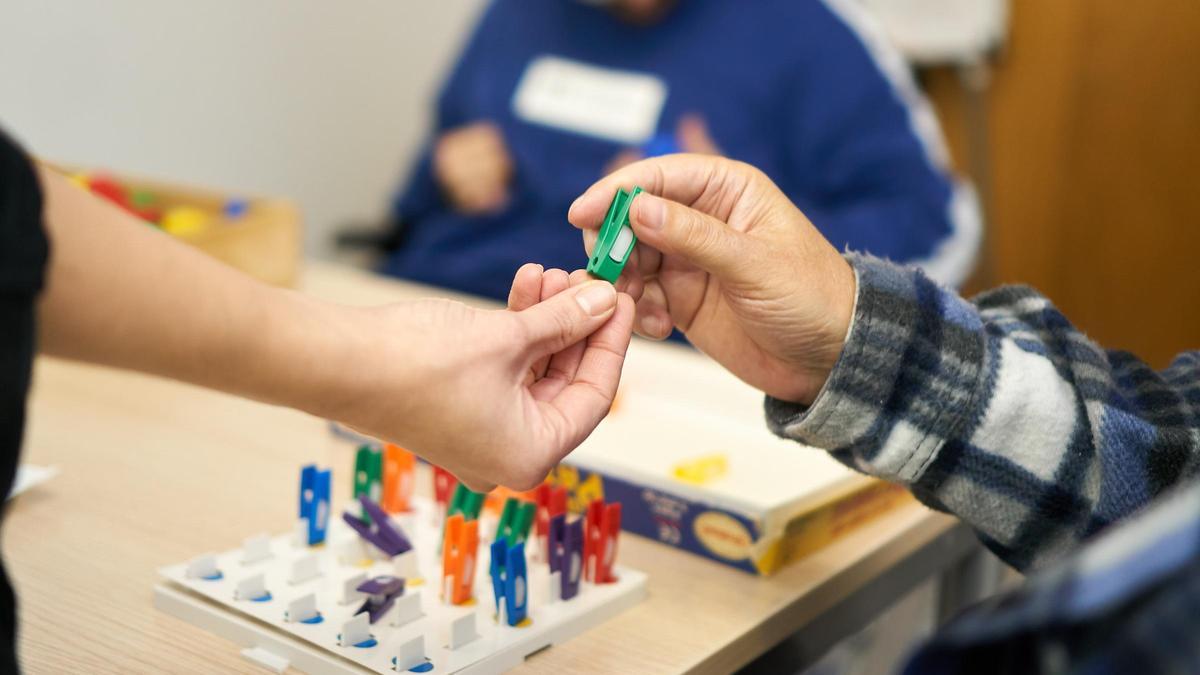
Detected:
[562,518,584,601]
[343,496,412,557]
[355,575,406,623]
[547,513,567,574]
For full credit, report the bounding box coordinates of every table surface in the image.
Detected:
[9,262,970,674]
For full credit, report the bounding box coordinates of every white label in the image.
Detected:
[513,55,667,144]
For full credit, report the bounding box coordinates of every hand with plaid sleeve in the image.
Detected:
[570,155,1200,672]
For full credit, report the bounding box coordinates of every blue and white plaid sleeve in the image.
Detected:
[766,253,1200,571]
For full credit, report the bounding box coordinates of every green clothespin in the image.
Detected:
[586,186,644,283]
[353,445,382,522]
[448,483,486,522]
[496,498,536,546]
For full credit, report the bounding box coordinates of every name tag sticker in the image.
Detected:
[512,56,667,145]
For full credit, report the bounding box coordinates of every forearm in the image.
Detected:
[766,254,1200,571]
[35,165,367,419]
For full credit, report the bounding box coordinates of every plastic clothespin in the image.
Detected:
[583,500,622,584]
[441,514,479,605]
[381,444,416,514]
[299,464,331,546]
[448,483,486,522]
[547,514,566,574]
[586,186,644,283]
[343,496,412,558]
[432,466,458,516]
[355,575,406,624]
[534,484,568,558]
[489,539,528,626]
[562,518,584,601]
[353,446,383,523]
[496,498,536,547]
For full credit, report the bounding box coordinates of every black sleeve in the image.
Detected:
[0,128,51,674]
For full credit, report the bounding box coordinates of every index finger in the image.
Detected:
[567,154,733,231]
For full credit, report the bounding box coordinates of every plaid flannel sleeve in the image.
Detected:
[766,253,1200,571]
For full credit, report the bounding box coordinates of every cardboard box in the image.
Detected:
[50,164,302,286]
[549,339,913,576]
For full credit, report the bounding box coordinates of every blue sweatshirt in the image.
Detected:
[384,0,978,299]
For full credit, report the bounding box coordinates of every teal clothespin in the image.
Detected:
[586,186,644,283]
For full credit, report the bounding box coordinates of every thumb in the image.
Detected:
[514,280,618,354]
[629,191,748,278]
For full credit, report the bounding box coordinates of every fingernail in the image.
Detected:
[575,281,617,316]
[635,194,664,230]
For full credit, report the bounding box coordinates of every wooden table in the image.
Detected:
[9,263,975,674]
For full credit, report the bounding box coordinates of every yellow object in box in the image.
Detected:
[672,453,729,485]
[161,206,211,237]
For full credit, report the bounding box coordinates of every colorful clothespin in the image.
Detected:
[534,484,568,559]
[489,539,529,626]
[381,444,415,514]
[343,496,412,558]
[298,464,331,546]
[448,483,486,521]
[496,498,536,547]
[583,500,621,584]
[586,186,644,283]
[432,465,458,517]
[353,445,383,523]
[561,517,584,601]
[441,514,479,605]
[355,575,406,624]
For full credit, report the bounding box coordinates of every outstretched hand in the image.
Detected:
[327,269,634,492]
[569,154,855,405]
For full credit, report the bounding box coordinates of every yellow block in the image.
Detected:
[672,454,729,486]
[161,206,210,237]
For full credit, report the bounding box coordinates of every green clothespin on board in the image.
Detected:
[448,483,486,521]
[586,186,644,283]
[353,445,383,523]
[495,498,536,547]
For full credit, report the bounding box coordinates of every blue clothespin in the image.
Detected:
[504,541,528,625]
[343,496,412,558]
[489,540,528,626]
[489,539,508,615]
[299,464,331,546]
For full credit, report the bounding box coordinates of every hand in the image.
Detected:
[319,270,634,491]
[568,155,855,405]
[675,114,721,155]
[433,122,513,215]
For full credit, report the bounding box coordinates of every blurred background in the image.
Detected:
[3,0,1197,364]
[4,2,1197,673]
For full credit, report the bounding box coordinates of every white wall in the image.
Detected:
[0,0,487,258]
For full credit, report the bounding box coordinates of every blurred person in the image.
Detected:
[383,0,980,302]
[0,128,633,671]
[557,153,1200,673]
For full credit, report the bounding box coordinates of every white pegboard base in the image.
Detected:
[155,498,645,675]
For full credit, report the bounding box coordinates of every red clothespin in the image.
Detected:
[433,465,458,516]
[583,500,621,584]
[381,444,416,513]
[534,484,568,560]
[441,514,479,605]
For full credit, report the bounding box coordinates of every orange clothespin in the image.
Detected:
[381,444,416,513]
[441,514,478,605]
[583,500,621,584]
[433,465,458,517]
